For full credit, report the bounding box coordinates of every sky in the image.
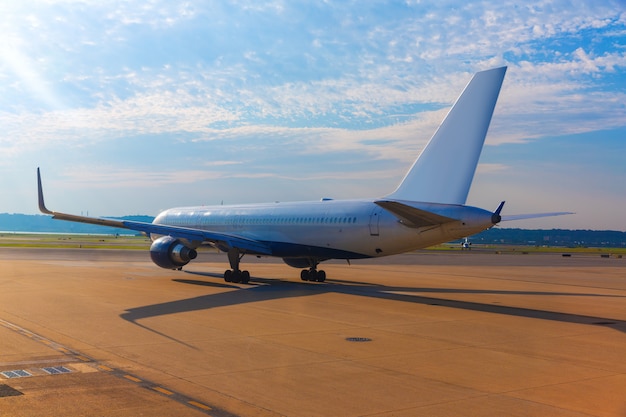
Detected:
[1,0,625,231]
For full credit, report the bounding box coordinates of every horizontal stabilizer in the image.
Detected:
[375,200,457,228]
[501,212,574,222]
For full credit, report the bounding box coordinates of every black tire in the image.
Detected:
[317,270,326,282]
[300,269,309,281]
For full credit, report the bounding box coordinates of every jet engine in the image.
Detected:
[150,236,198,269]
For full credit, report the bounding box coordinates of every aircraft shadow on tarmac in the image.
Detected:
[119,271,626,344]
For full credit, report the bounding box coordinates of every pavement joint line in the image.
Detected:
[0,317,234,416]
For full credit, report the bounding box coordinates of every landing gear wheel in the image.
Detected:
[224,269,250,284]
[301,269,310,281]
[300,268,326,282]
[224,249,251,283]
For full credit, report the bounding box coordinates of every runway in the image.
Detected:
[0,248,625,416]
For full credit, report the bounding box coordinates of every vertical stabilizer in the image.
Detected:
[386,67,506,204]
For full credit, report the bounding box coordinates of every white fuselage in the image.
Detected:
[153,199,495,260]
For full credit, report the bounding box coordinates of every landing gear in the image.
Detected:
[296,258,326,282]
[224,269,250,284]
[300,268,326,282]
[224,248,250,284]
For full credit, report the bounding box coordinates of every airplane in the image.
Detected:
[37,66,570,284]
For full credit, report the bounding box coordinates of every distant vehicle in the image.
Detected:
[37,67,569,283]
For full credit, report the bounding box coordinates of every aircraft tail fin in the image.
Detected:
[386,66,506,205]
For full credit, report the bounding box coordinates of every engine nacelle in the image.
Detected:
[150,236,198,269]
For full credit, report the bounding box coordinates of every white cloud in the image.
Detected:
[1,0,625,229]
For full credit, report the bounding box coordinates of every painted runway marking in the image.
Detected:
[152,386,174,396]
[124,374,142,383]
[189,400,212,411]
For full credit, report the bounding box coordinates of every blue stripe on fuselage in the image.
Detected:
[259,240,372,260]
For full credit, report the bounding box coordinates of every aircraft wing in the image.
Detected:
[37,169,272,255]
[374,200,457,227]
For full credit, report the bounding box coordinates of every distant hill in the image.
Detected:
[2,213,625,247]
[0,213,154,235]
[467,228,626,248]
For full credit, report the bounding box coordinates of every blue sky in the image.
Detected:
[1,1,625,231]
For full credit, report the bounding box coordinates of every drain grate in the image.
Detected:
[345,337,372,342]
[1,366,74,379]
[0,384,24,398]
[42,366,71,375]
[1,370,32,379]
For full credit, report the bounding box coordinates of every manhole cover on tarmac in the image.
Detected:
[345,337,372,342]
[0,384,24,398]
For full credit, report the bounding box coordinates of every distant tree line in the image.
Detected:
[0,213,153,235]
[469,228,626,248]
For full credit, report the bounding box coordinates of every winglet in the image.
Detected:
[36,168,129,228]
[37,168,54,215]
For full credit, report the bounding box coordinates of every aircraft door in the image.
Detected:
[368,207,382,236]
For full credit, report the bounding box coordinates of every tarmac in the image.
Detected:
[0,248,625,416]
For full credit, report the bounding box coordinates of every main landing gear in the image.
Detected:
[300,268,326,282]
[224,248,250,284]
[224,269,250,284]
[222,250,327,284]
